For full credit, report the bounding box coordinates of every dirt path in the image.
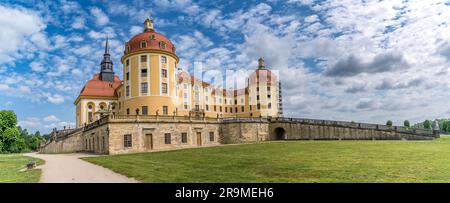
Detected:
[25,153,139,183]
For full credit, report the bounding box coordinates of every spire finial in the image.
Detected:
[144,18,154,32]
[104,34,110,55]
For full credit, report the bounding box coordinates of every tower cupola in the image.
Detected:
[100,36,115,82]
[144,18,154,32]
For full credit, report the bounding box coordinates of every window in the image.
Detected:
[241,98,244,104]
[209,132,214,142]
[250,106,252,111]
[88,112,93,122]
[150,34,155,40]
[184,93,188,99]
[267,86,271,91]
[140,41,147,48]
[181,133,187,143]
[126,59,130,67]
[126,86,130,96]
[235,107,238,113]
[241,106,244,112]
[268,103,272,109]
[159,41,167,49]
[141,69,147,77]
[235,99,237,105]
[162,69,167,78]
[126,72,130,81]
[184,104,188,110]
[183,84,188,89]
[141,55,147,62]
[214,106,217,112]
[162,83,168,94]
[230,108,232,113]
[257,87,259,92]
[142,106,148,115]
[257,103,261,110]
[124,134,132,148]
[195,105,199,111]
[161,56,167,63]
[225,107,228,113]
[206,105,209,111]
[164,133,171,144]
[220,106,222,112]
[268,95,271,99]
[163,106,168,115]
[127,108,130,115]
[126,45,130,53]
[141,82,148,94]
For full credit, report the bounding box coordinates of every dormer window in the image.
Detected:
[150,35,155,40]
[125,44,131,53]
[172,46,176,53]
[140,40,147,48]
[159,41,166,49]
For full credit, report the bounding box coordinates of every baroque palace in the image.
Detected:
[40,19,438,155]
[76,18,282,128]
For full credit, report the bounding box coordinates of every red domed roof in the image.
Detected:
[248,69,278,85]
[79,74,122,97]
[124,30,176,56]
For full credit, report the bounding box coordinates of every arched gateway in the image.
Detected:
[274,127,286,140]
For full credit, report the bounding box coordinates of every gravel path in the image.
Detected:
[25,153,139,183]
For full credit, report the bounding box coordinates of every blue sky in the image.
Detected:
[1,0,450,134]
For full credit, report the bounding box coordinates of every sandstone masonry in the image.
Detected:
[40,116,439,155]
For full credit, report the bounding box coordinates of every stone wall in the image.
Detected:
[40,130,84,153]
[39,116,438,155]
[106,121,221,155]
[220,121,270,144]
[269,118,437,141]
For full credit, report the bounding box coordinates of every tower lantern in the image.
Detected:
[144,18,154,32]
[258,57,266,69]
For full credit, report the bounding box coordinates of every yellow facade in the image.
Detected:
[75,19,282,127]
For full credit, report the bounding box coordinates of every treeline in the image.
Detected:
[412,119,450,131]
[0,110,43,153]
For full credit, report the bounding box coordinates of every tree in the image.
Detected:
[404,120,410,128]
[424,120,432,130]
[0,110,17,133]
[386,120,393,127]
[2,127,25,153]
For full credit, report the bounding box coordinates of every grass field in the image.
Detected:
[0,154,44,183]
[83,137,450,183]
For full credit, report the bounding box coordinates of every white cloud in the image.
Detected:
[30,61,46,72]
[90,7,109,26]
[129,26,142,36]
[71,16,86,29]
[46,94,65,104]
[44,115,60,122]
[0,5,46,64]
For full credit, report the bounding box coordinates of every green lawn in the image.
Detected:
[83,137,450,183]
[0,154,44,183]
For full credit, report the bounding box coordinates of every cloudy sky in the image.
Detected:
[1,0,450,134]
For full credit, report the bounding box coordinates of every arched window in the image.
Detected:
[159,41,166,49]
[140,40,147,48]
[87,102,95,123]
[99,102,107,110]
[150,34,155,40]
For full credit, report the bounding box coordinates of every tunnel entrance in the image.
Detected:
[275,127,286,140]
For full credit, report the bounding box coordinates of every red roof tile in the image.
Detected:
[79,74,122,97]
